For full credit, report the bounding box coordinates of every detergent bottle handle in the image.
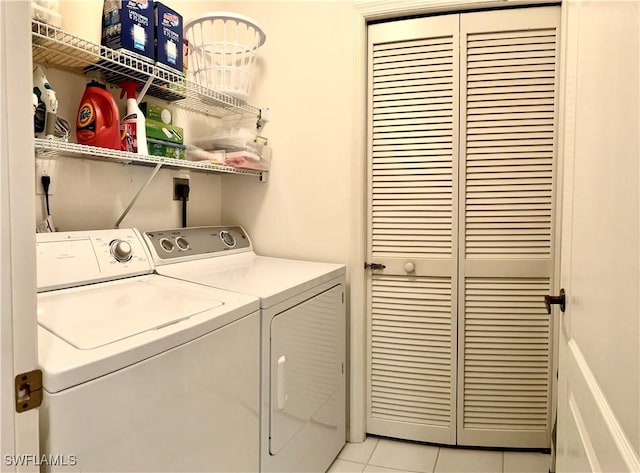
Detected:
[100,93,118,127]
[105,101,114,126]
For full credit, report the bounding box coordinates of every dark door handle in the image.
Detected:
[544,288,566,314]
[364,262,386,270]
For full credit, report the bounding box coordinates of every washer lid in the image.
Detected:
[38,275,259,393]
[39,277,224,350]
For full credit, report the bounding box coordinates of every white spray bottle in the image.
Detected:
[33,66,59,140]
[119,81,148,155]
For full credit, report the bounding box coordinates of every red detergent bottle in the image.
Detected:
[76,80,120,149]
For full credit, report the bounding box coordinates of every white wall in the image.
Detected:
[213,1,357,264]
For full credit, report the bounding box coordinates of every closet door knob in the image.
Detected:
[404,262,415,273]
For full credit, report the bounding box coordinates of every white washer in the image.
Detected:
[143,226,346,473]
[36,229,261,472]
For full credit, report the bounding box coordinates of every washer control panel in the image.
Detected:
[36,229,153,292]
[144,226,251,263]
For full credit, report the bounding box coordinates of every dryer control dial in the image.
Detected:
[159,238,175,252]
[110,239,132,262]
[219,230,237,248]
[175,236,190,251]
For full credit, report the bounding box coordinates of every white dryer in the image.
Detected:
[36,229,261,472]
[143,226,346,473]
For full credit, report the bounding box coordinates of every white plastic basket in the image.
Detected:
[184,12,266,101]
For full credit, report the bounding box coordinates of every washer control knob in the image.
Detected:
[175,236,190,251]
[404,262,415,273]
[110,240,132,262]
[219,230,237,248]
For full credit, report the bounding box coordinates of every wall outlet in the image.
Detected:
[173,177,190,201]
[36,159,57,195]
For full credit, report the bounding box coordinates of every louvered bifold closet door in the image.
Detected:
[367,15,459,444]
[457,7,560,448]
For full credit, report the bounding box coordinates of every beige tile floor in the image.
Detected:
[329,437,551,473]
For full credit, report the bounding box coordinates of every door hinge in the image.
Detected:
[364,262,386,270]
[15,369,43,413]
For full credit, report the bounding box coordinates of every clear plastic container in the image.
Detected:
[188,127,271,171]
[187,145,271,171]
[223,149,271,171]
[191,127,267,155]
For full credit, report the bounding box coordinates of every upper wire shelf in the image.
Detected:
[31,19,262,119]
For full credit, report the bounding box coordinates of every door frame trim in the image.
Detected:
[0,0,39,465]
[349,0,560,443]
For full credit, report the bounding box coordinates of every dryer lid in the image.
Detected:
[156,253,346,309]
[38,276,224,349]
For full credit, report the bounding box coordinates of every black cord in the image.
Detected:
[176,183,190,228]
[182,194,187,228]
[41,175,51,216]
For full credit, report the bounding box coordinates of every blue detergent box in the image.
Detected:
[102,0,154,61]
[154,2,183,72]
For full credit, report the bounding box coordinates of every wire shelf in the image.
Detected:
[34,139,266,178]
[31,20,261,119]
